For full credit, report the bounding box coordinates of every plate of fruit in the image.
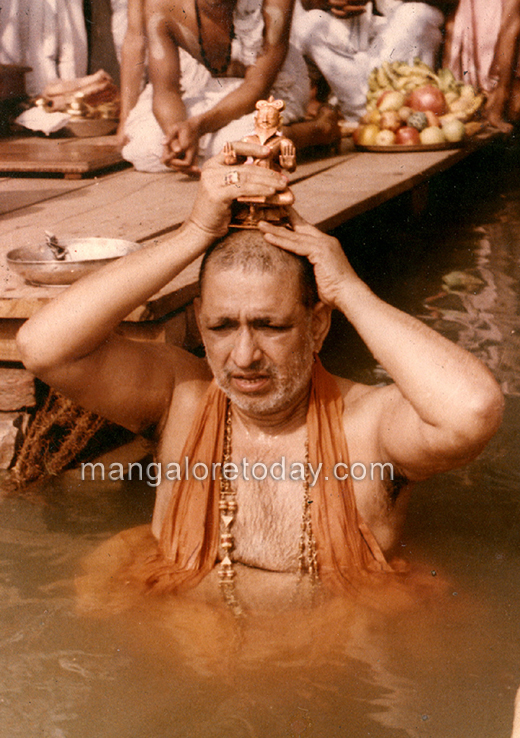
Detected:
[353,60,484,151]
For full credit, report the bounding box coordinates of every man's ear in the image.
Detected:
[311,301,331,353]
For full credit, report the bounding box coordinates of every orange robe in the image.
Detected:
[133,357,393,596]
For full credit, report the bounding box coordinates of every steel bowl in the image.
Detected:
[7,237,142,286]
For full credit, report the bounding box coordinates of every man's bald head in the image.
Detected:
[199,229,319,308]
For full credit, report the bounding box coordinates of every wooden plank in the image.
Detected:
[0,136,125,177]
[0,318,24,362]
[0,168,196,251]
[0,132,497,332]
[294,134,493,231]
[0,142,349,252]
[0,138,348,243]
[0,177,93,216]
[0,146,352,302]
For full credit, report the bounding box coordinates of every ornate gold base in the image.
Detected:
[229,201,292,230]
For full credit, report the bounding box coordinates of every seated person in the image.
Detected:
[290,0,451,121]
[0,0,87,97]
[16,149,504,613]
[443,0,520,132]
[120,0,339,175]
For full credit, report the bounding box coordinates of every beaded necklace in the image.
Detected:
[218,399,319,616]
[194,0,235,76]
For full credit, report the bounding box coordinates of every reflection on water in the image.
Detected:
[2,140,520,737]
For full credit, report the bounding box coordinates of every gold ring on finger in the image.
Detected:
[224,170,240,186]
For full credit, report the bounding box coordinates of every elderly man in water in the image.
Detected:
[16,147,503,613]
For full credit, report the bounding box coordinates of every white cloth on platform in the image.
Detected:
[0,0,87,96]
[291,0,444,121]
[121,0,311,172]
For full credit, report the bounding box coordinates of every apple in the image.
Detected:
[379,110,401,132]
[419,126,446,144]
[395,126,421,145]
[355,124,380,146]
[377,90,406,112]
[375,129,396,146]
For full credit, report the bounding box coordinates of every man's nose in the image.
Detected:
[231,327,262,368]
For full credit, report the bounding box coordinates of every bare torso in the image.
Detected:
[148,0,246,77]
[152,358,412,569]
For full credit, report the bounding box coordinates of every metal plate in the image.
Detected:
[6,237,142,286]
[354,140,463,153]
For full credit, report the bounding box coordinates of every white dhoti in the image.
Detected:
[0,0,87,96]
[291,0,444,121]
[122,0,310,173]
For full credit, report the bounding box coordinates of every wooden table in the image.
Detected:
[0,131,497,361]
[0,134,127,179]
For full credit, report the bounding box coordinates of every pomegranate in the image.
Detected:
[407,85,447,116]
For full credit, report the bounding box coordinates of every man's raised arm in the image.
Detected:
[117,0,148,147]
[259,211,504,481]
[146,1,193,170]
[16,153,289,435]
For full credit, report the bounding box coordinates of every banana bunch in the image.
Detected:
[366,59,484,122]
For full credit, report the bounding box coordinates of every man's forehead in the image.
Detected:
[202,260,300,287]
[200,264,302,312]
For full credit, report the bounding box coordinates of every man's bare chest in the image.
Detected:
[158,1,238,71]
[226,430,308,571]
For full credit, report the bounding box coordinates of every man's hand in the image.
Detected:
[258,208,359,306]
[328,0,367,17]
[162,120,201,176]
[187,145,291,238]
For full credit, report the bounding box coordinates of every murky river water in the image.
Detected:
[2,138,520,737]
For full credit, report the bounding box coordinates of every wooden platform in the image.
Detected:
[0,135,126,179]
[0,130,497,361]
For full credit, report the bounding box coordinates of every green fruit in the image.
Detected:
[407,111,428,131]
[442,118,465,142]
[419,126,446,145]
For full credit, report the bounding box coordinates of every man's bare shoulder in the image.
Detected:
[333,374,392,408]
[332,373,401,429]
[156,346,212,441]
[168,344,213,385]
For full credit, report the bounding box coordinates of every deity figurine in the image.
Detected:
[223,97,297,228]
